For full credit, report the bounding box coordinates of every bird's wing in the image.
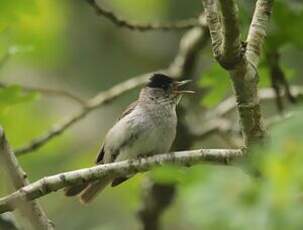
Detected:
[95,145,105,164]
[118,100,138,120]
[95,100,138,164]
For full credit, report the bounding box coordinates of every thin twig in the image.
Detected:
[86,0,199,31]
[0,128,54,229]
[196,86,303,146]
[0,82,86,106]
[0,148,243,214]
[205,86,303,119]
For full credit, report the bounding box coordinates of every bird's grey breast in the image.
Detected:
[103,102,177,162]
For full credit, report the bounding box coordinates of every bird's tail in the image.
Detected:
[64,183,88,197]
[64,176,112,204]
[79,176,112,204]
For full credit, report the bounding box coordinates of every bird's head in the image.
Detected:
[141,73,194,104]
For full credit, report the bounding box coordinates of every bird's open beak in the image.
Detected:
[174,80,195,94]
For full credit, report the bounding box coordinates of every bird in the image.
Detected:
[64,73,193,204]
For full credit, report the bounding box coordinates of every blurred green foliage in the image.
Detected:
[0,0,303,229]
[0,85,38,114]
[178,109,303,230]
[0,0,66,66]
[198,62,230,107]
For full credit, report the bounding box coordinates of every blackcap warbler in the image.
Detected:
[65,73,193,203]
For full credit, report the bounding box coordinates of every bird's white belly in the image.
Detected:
[115,114,176,161]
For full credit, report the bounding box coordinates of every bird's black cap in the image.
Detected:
[147,73,174,89]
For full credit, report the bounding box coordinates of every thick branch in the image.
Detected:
[218,0,242,68]
[202,0,274,146]
[202,0,222,59]
[202,0,242,68]
[0,128,53,229]
[229,63,266,146]
[246,0,274,67]
[0,148,243,213]
[86,0,199,31]
[230,0,273,146]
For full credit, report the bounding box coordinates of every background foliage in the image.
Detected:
[0,0,303,229]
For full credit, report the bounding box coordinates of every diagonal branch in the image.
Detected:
[0,128,54,229]
[86,0,199,31]
[0,148,243,214]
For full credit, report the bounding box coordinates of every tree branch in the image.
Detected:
[218,0,242,68]
[246,0,274,67]
[202,0,274,146]
[203,0,241,68]
[193,86,303,146]
[0,82,86,106]
[86,0,199,31]
[266,49,296,113]
[0,128,54,229]
[206,86,303,119]
[202,0,222,59]
[0,148,243,214]
[138,179,176,230]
